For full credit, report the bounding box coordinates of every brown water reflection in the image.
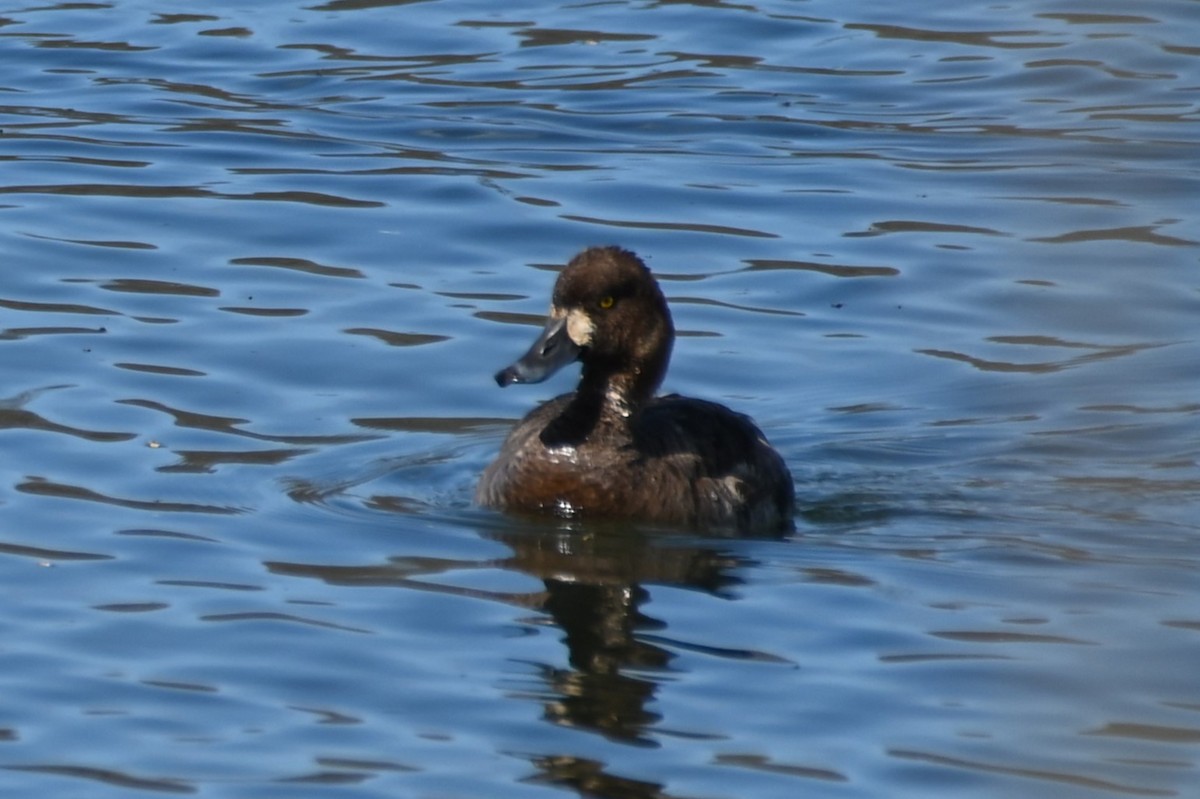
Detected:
[888,749,1175,798]
[845,24,1060,50]
[4,765,192,795]
[918,337,1165,374]
[1,392,132,441]
[16,475,242,515]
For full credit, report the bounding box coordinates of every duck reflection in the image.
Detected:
[502,521,745,745]
[266,518,753,749]
[537,579,662,743]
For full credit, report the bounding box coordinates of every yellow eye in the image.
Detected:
[597,295,615,310]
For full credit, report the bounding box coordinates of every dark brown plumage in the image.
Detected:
[477,246,793,533]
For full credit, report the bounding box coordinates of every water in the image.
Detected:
[1,1,1198,796]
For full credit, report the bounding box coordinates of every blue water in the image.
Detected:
[1,1,1198,797]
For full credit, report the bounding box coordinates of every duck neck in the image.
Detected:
[538,363,643,448]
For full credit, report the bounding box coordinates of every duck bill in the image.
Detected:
[494,315,582,387]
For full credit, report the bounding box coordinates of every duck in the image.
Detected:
[476,246,794,533]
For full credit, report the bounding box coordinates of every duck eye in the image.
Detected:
[597,295,615,310]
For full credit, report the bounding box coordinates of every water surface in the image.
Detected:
[1,1,1198,797]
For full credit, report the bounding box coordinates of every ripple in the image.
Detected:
[4,321,112,338]
[93,602,169,613]
[1085,722,1200,744]
[199,611,372,635]
[515,27,656,48]
[118,399,377,446]
[16,477,243,515]
[23,233,157,250]
[343,328,450,347]
[560,213,779,238]
[349,416,508,433]
[100,279,218,297]
[1036,13,1158,26]
[141,679,219,693]
[671,295,806,318]
[229,256,365,279]
[0,539,112,562]
[0,389,133,441]
[713,753,848,783]
[116,528,221,543]
[888,749,1174,797]
[156,579,263,591]
[0,297,119,316]
[844,23,1062,50]
[218,306,308,317]
[1029,224,1198,246]
[745,258,899,278]
[930,630,1096,646]
[158,446,313,474]
[151,14,220,25]
[640,634,795,665]
[916,338,1167,374]
[0,183,383,208]
[114,362,206,377]
[1025,58,1177,81]
[315,756,417,774]
[846,220,1007,238]
[290,706,363,726]
[2,765,193,795]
